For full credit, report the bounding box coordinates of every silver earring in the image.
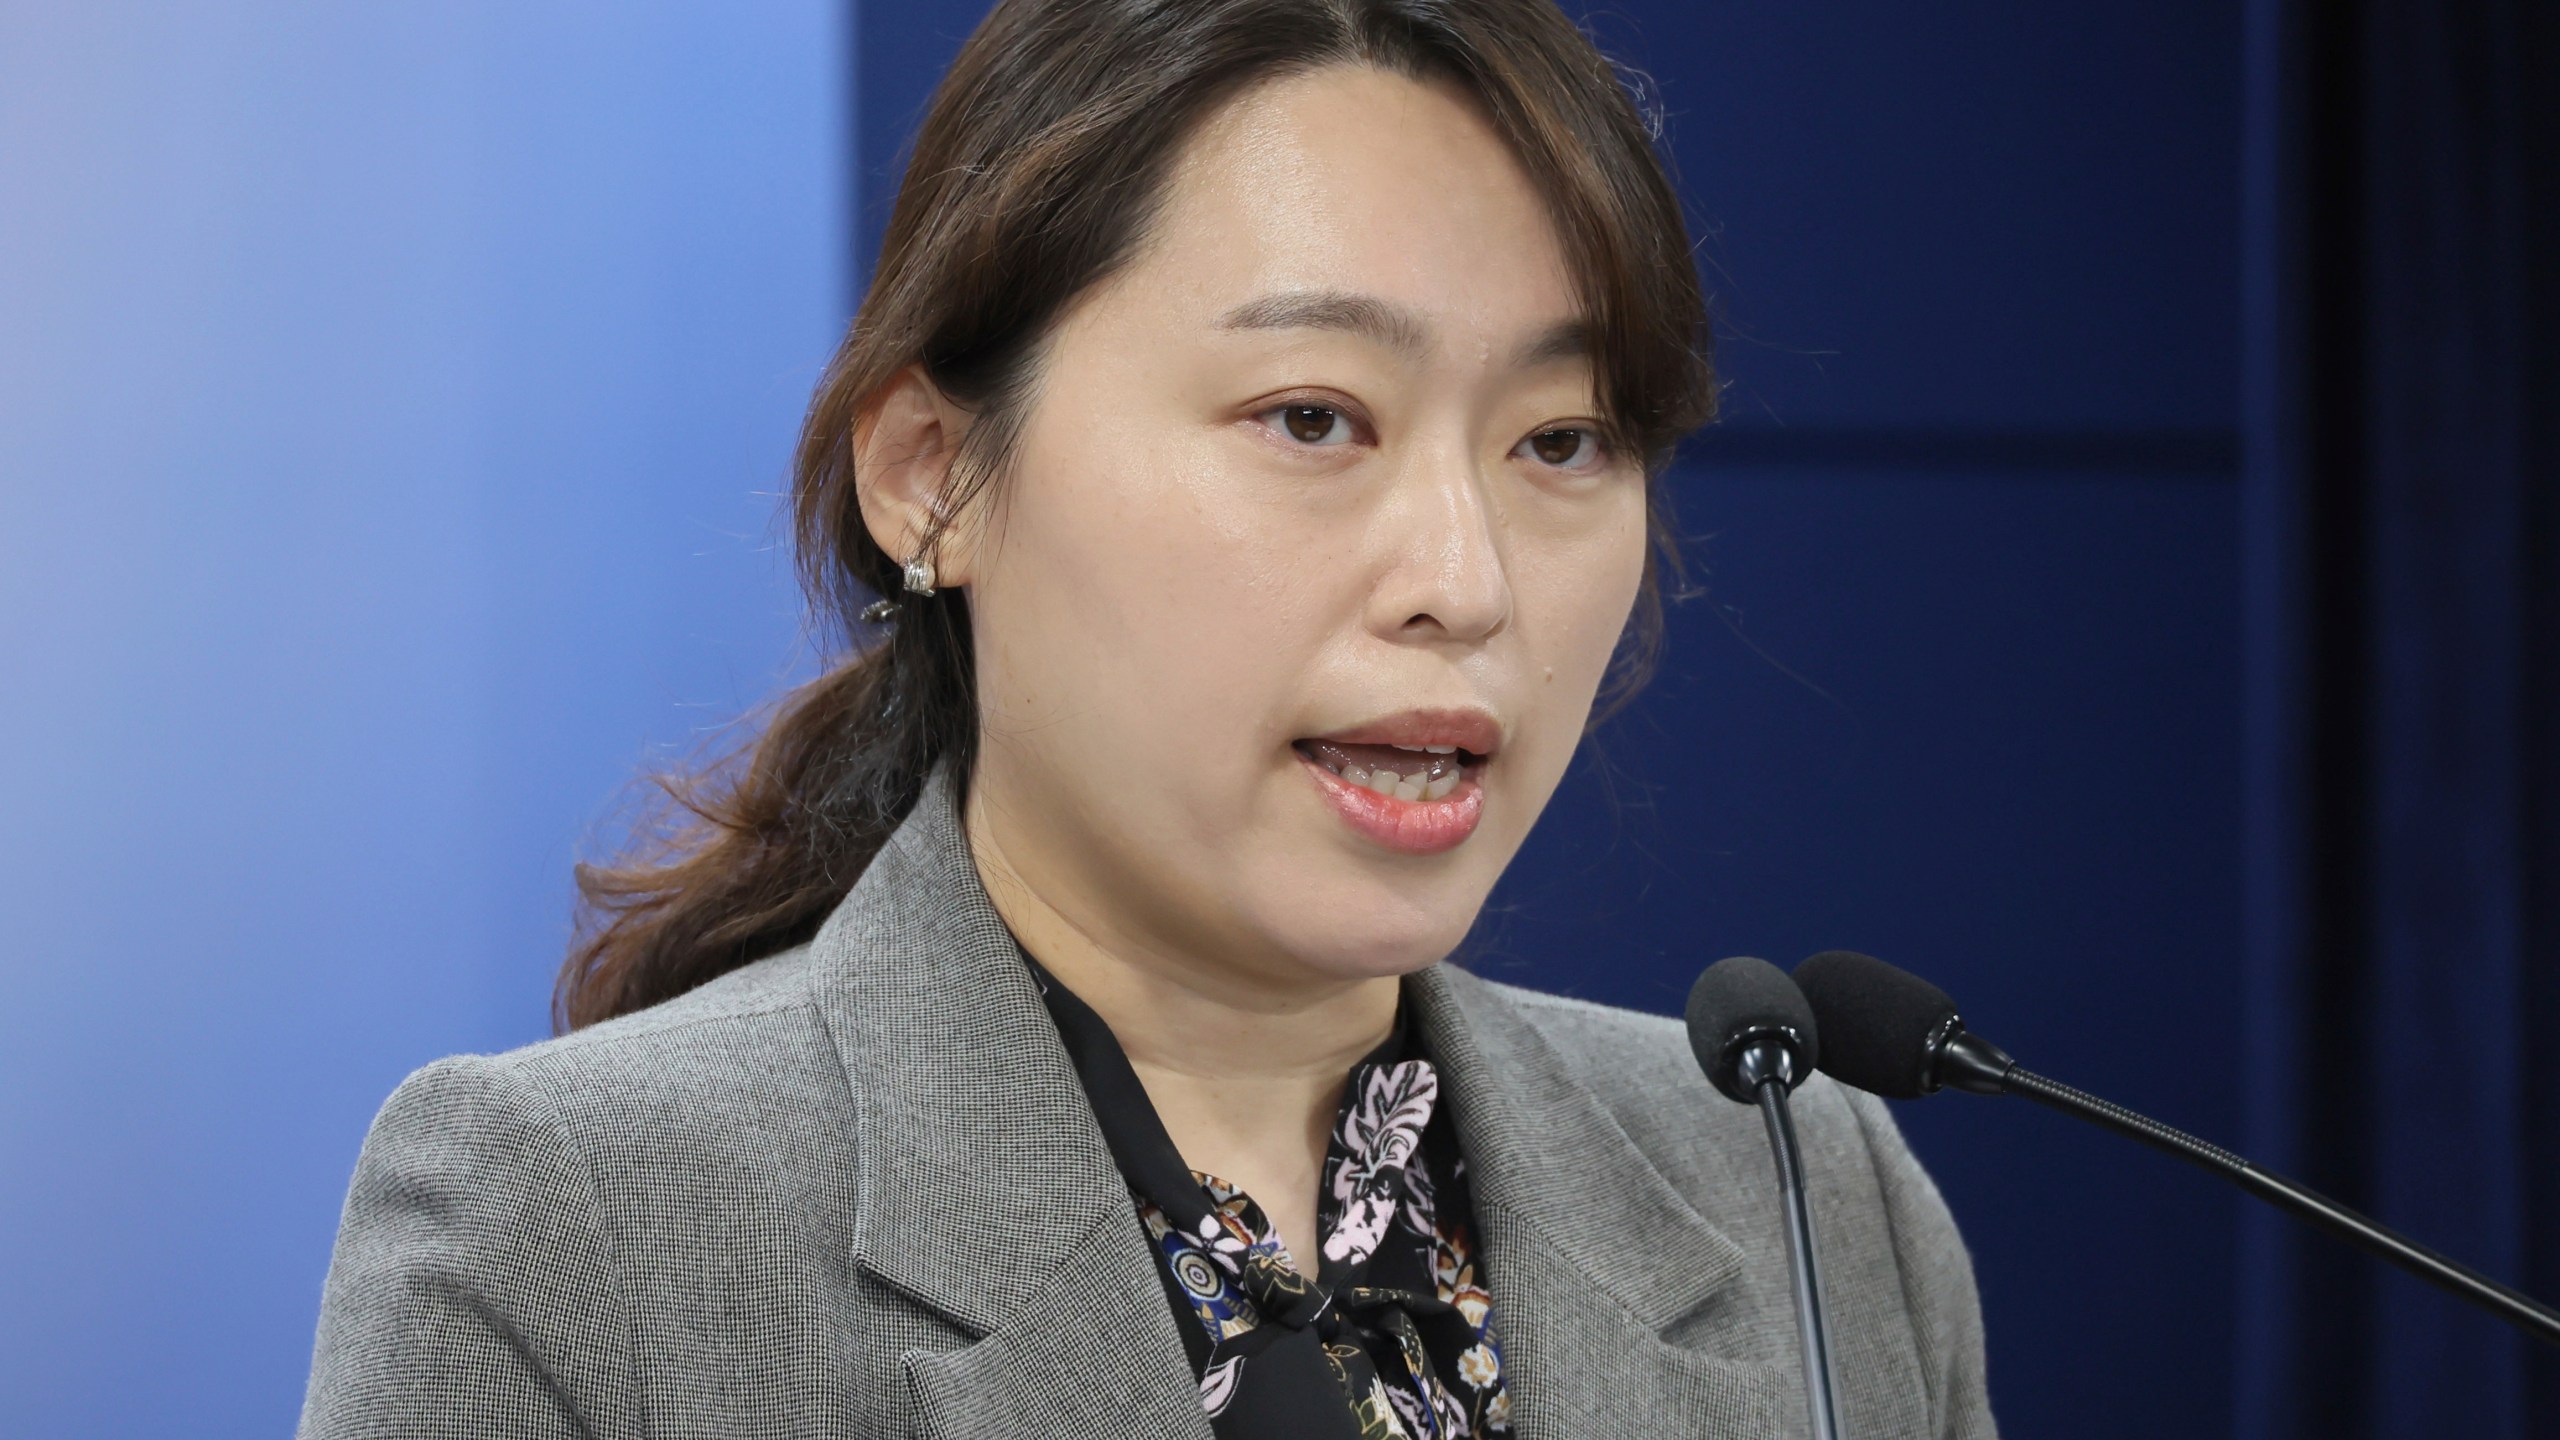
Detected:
[901,553,937,597]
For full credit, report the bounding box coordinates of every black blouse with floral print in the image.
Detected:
[1029,960,1515,1440]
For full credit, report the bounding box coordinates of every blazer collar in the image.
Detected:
[1409,967,1782,1435]
[808,771,1773,1437]
[1406,963,1750,1330]
[807,770,1210,1437]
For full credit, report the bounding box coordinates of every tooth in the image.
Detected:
[1394,775,1425,802]
[1423,769,1459,801]
[1422,745,1456,754]
[1363,769,1400,795]
[1343,763,1372,785]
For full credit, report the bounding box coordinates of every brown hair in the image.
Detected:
[554,0,1716,1030]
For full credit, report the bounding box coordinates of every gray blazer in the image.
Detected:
[300,777,1996,1438]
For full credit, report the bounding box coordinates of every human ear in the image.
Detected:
[852,365,979,586]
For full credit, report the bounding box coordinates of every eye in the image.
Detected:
[1261,403,1356,447]
[1516,426,1605,471]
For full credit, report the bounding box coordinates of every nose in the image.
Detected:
[1367,442,1512,647]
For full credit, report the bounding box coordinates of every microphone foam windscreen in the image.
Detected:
[1685,955,1819,1086]
[1791,950,1957,1099]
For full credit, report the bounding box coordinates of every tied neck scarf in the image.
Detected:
[1030,962,1512,1440]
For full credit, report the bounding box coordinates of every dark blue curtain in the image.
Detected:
[853,1,2555,1430]
[2239,0,2560,1434]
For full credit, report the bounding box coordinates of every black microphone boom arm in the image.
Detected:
[1937,1034,2560,1349]
[1793,948,2560,1350]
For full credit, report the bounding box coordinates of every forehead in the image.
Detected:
[1132,64,1580,339]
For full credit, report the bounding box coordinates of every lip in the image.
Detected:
[1297,756,1487,855]
[1304,707,1503,758]
[1293,707,1501,856]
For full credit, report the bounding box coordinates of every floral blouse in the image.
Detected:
[1030,961,1514,1440]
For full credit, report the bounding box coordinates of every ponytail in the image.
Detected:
[553,595,976,1030]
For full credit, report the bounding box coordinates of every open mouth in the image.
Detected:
[1292,739,1486,804]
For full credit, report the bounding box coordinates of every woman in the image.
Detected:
[301,1,1995,1435]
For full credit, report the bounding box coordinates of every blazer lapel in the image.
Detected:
[807,774,1211,1440]
[1410,965,1789,1438]
[898,1212,1216,1440]
[803,772,1778,1437]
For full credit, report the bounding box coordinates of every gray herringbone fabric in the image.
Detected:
[299,774,1997,1438]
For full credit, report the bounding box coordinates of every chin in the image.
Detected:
[1249,879,1484,982]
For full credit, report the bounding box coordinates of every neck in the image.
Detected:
[965,781,1398,1266]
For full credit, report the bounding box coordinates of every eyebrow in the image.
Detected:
[1214,288,1592,370]
[1512,318,1592,368]
[1216,290,1428,354]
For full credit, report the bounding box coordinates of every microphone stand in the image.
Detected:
[1931,1028,2560,1348]
[1737,1039,1848,1440]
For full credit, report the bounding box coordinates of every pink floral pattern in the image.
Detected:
[1135,1059,1509,1438]
[1029,958,1509,1439]
[1324,1061,1439,1267]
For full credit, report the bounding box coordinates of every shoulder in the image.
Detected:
[1450,971,1923,1230]
[1456,973,1993,1437]
[428,940,829,1089]
[1463,979,1701,1097]
[327,942,863,1330]
[363,943,855,1209]
[1460,970,1885,1129]
[308,947,876,1436]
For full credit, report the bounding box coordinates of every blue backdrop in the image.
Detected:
[0,4,841,1434]
[4,1,2549,1435]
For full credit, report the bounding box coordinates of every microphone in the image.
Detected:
[1791,949,2560,1349]
[1686,957,1847,1440]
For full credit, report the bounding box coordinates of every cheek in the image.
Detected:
[1484,483,1650,815]
[971,407,1327,794]
[1518,485,1652,690]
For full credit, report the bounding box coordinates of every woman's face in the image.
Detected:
[958,64,1649,988]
